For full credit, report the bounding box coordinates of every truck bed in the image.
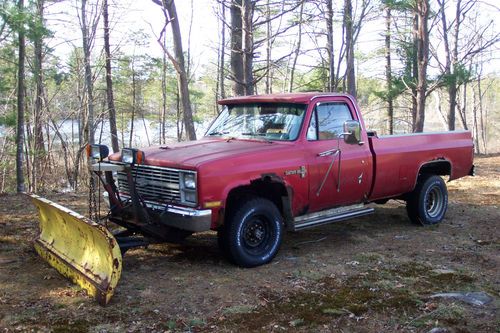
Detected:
[367,131,474,201]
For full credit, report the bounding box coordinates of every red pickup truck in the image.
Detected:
[100,92,474,268]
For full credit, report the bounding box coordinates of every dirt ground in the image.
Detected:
[0,155,498,333]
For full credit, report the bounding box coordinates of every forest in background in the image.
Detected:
[0,0,498,193]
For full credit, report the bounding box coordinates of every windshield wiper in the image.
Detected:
[208,131,229,136]
[240,132,273,143]
[241,132,266,136]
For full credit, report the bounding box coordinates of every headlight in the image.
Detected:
[180,171,197,205]
[121,148,144,164]
[121,148,134,164]
[86,144,109,160]
[183,173,196,189]
[183,191,197,203]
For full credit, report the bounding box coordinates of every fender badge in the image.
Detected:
[285,166,307,178]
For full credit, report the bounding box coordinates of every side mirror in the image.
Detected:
[343,120,362,144]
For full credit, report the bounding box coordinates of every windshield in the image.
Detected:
[206,103,306,141]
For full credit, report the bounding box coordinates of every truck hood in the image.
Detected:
[108,137,291,169]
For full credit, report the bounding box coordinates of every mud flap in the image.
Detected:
[28,194,122,305]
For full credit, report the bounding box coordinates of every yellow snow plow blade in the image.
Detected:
[28,194,122,305]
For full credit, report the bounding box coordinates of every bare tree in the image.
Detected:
[325,0,334,91]
[288,0,305,92]
[160,32,168,143]
[215,0,227,101]
[435,0,499,131]
[319,0,373,94]
[153,0,196,141]
[414,0,429,132]
[79,0,100,145]
[264,0,272,94]
[230,0,245,95]
[129,58,137,147]
[344,0,356,97]
[33,0,46,191]
[384,3,394,134]
[103,0,119,152]
[16,0,26,193]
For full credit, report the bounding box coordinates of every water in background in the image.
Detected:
[44,118,211,148]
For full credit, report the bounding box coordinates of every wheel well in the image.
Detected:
[419,160,451,178]
[224,177,289,224]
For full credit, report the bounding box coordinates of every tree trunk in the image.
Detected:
[242,0,255,95]
[385,5,394,134]
[457,80,468,129]
[33,0,45,191]
[326,0,334,92]
[129,62,136,147]
[477,73,486,153]
[103,0,119,152]
[163,0,196,140]
[230,0,245,96]
[472,80,479,153]
[16,0,26,193]
[411,13,418,132]
[344,0,356,97]
[81,0,95,145]
[414,0,429,132]
[447,84,457,130]
[265,0,272,94]
[218,0,226,100]
[438,0,455,130]
[449,0,464,131]
[161,32,167,143]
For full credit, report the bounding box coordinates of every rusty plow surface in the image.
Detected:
[28,194,122,305]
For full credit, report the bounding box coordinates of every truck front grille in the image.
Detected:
[117,165,181,204]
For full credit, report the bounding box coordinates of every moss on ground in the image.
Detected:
[214,261,479,332]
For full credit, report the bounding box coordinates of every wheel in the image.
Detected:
[406,174,448,225]
[226,197,283,268]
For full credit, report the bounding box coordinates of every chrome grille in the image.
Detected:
[117,164,181,203]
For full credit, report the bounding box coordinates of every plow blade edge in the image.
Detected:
[28,194,122,305]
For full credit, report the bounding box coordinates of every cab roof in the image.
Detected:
[218,92,351,105]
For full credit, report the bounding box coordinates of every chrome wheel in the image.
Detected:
[425,186,445,218]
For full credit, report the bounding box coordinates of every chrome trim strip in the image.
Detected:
[378,130,470,138]
[119,194,210,217]
[295,203,364,222]
[294,207,374,231]
[109,161,196,174]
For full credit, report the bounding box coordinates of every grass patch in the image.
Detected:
[410,304,466,328]
[51,319,91,333]
[223,305,256,314]
[216,262,477,332]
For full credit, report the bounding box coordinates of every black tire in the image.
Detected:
[226,197,283,268]
[406,174,448,225]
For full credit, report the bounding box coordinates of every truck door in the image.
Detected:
[305,98,372,212]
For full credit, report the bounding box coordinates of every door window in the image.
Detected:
[307,102,353,141]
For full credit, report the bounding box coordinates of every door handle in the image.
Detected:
[318,149,339,157]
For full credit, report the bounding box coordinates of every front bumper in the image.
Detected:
[118,195,212,232]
